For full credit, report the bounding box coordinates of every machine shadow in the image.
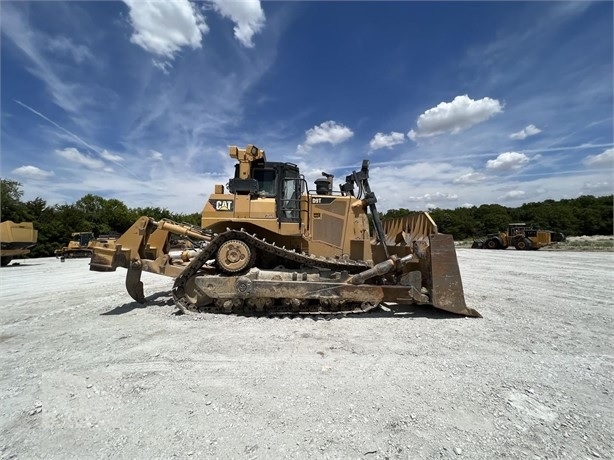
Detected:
[4,262,44,268]
[359,304,467,320]
[232,304,467,321]
[102,296,468,320]
[101,291,174,315]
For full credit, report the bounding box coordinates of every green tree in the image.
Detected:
[1,179,29,222]
[473,204,511,236]
[177,212,202,226]
[74,194,114,235]
[102,199,133,234]
[131,206,173,222]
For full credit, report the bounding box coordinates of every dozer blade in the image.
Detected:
[379,213,479,317]
[428,233,481,317]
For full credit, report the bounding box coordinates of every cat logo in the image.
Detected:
[209,199,234,211]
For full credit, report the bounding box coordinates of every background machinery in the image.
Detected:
[90,144,480,317]
[472,223,566,250]
[0,221,38,266]
[55,232,96,258]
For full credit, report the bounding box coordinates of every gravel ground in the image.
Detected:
[0,249,612,460]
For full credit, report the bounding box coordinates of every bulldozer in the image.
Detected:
[0,221,38,266]
[472,223,566,250]
[90,144,480,317]
[55,231,96,258]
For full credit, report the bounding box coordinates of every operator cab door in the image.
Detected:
[251,163,302,224]
[278,165,301,223]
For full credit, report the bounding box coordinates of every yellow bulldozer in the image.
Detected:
[55,232,96,258]
[90,144,480,317]
[471,223,566,250]
[0,221,38,266]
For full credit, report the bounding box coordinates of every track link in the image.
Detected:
[172,229,374,316]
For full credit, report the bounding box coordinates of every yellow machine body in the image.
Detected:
[0,221,38,266]
[90,144,479,318]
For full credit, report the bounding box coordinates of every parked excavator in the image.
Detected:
[90,144,480,317]
[0,221,38,266]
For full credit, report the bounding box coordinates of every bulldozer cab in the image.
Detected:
[224,144,304,224]
[71,232,94,247]
[240,161,302,223]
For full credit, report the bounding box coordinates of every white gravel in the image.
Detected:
[0,249,612,459]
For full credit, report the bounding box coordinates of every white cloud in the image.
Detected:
[510,124,542,140]
[453,171,487,184]
[211,0,265,48]
[46,36,93,64]
[408,94,503,140]
[152,59,173,74]
[1,6,91,115]
[584,148,614,167]
[408,192,459,201]
[581,181,611,193]
[501,190,526,199]
[11,165,55,180]
[297,121,354,153]
[486,151,530,171]
[55,147,106,170]
[100,149,124,162]
[150,150,164,160]
[123,0,208,59]
[369,132,405,151]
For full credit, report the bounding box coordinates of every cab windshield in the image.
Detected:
[253,169,276,196]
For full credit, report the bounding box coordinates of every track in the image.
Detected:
[172,228,377,316]
[57,250,93,258]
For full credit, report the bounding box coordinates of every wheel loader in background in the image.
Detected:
[55,232,96,258]
[0,221,38,266]
[90,144,480,317]
[471,223,566,250]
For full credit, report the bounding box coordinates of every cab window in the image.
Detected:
[253,169,276,196]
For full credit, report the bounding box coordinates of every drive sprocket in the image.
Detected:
[216,239,255,273]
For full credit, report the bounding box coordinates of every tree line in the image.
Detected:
[1,179,201,258]
[1,178,612,257]
[382,195,613,240]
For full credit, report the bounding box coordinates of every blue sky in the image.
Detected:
[1,0,612,214]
